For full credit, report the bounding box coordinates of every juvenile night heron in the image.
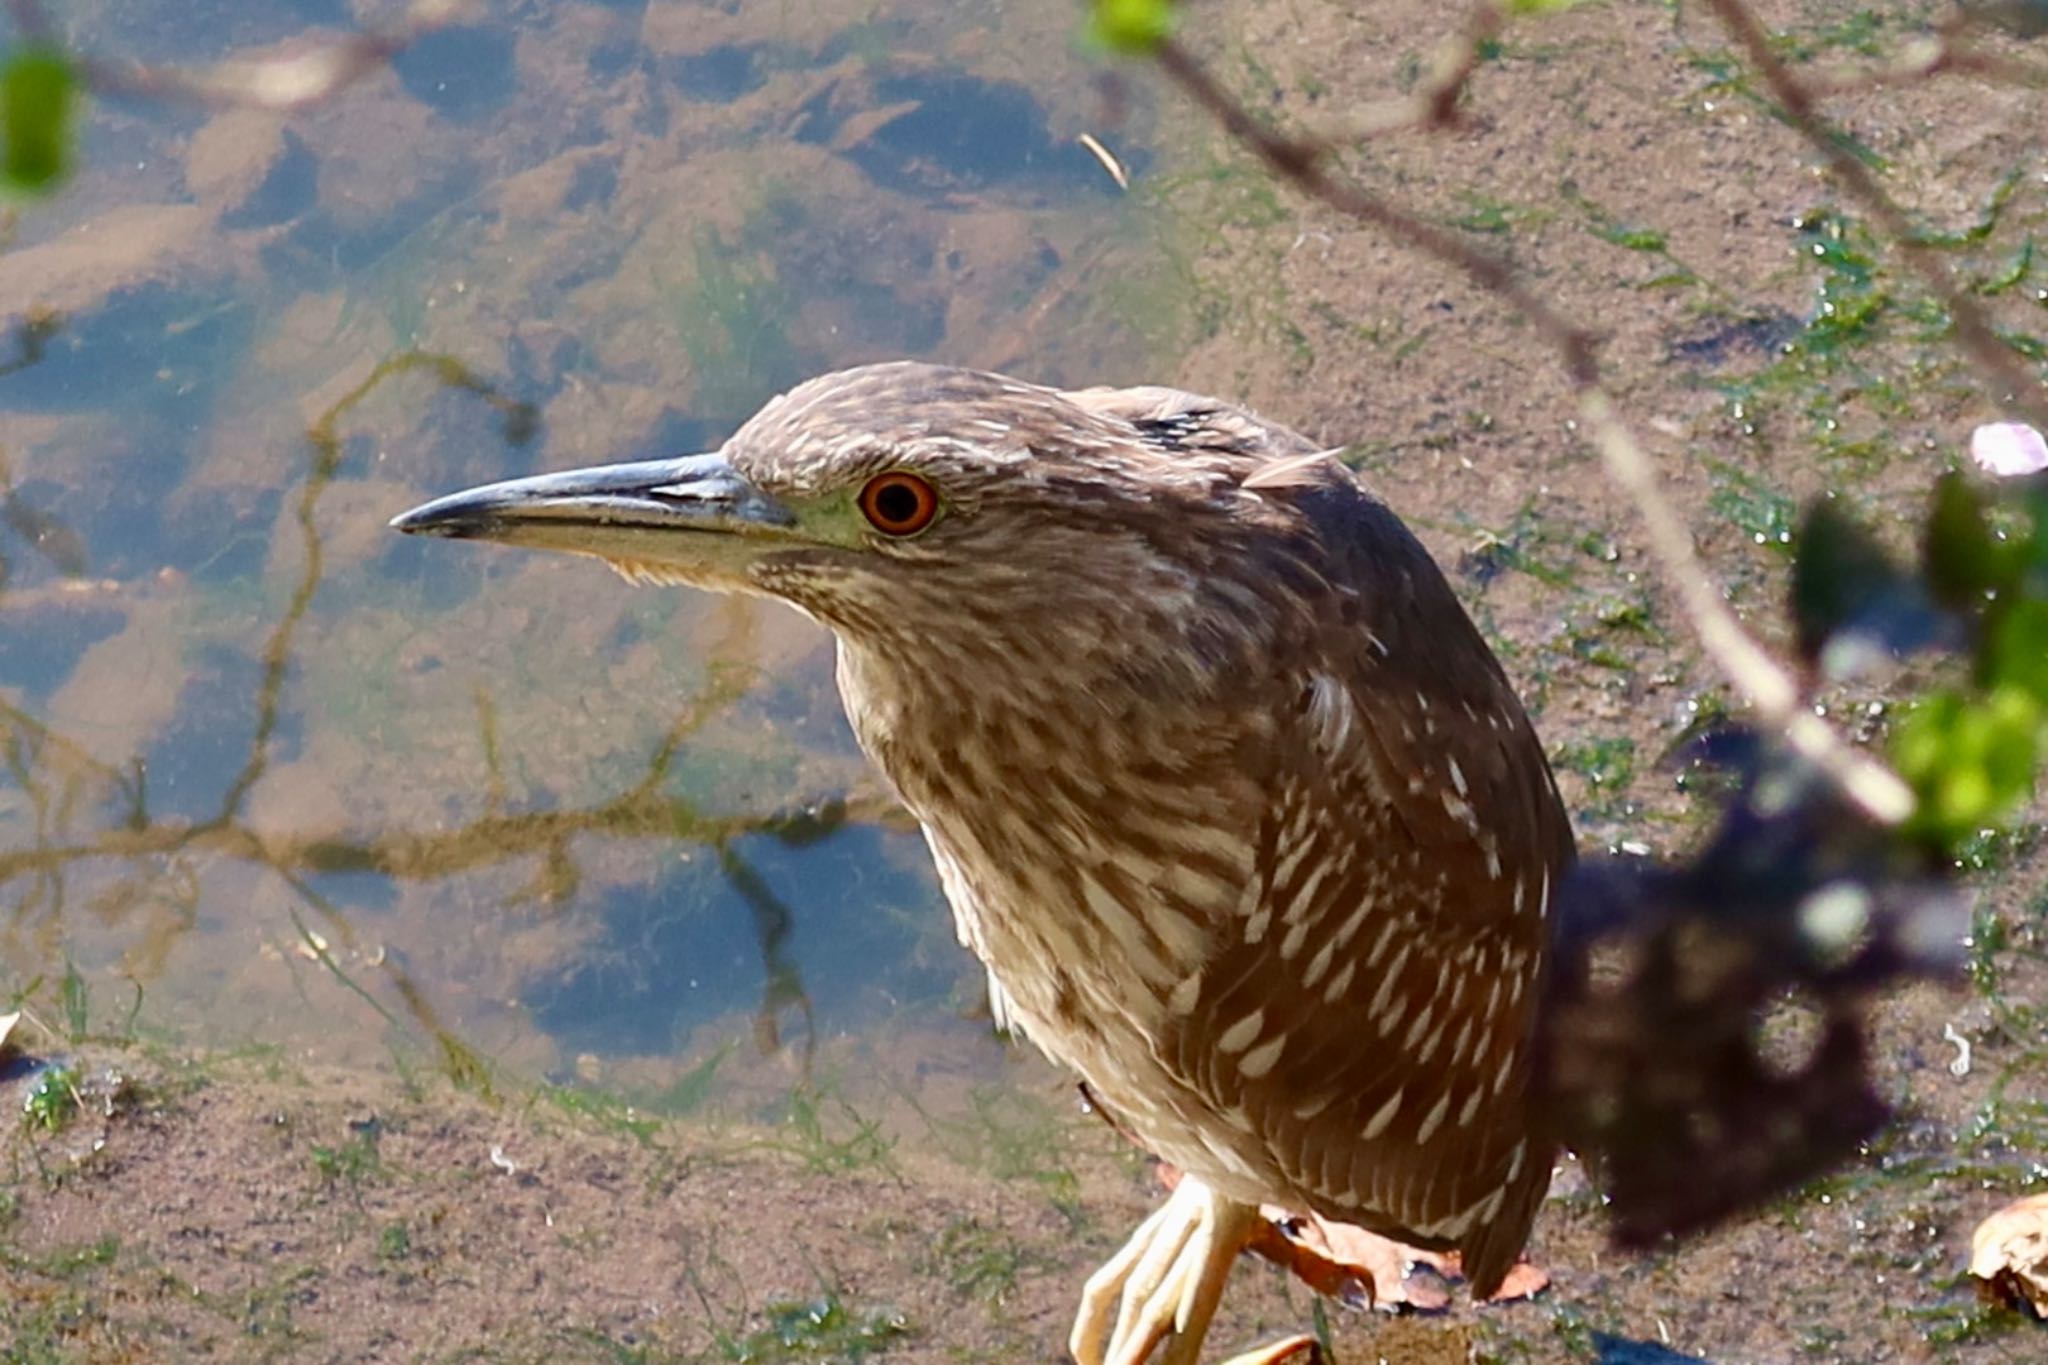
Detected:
[394,362,1572,1363]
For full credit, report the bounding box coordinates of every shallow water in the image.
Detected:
[0,0,1172,1106]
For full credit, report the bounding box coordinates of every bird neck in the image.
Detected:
[832,628,1271,931]
[830,609,1257,783]
[832,633,1273,1107]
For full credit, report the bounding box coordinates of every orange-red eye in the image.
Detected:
[857,472,939,536]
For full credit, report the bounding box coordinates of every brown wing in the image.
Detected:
[1160,460,1573,1293]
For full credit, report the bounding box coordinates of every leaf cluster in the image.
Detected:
[1792,473,2048,851]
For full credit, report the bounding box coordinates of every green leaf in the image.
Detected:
[1087,0,1177,54]
[2,48,74,193]
[1892,686,2041,846]
[1790,499,1900,665]
[1923,472,2017,609]
[1507,0,1590,12]
[1592,221,1668,252]
[1986,597,2048,704]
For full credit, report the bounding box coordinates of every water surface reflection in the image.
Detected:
[0,0,1173,1110]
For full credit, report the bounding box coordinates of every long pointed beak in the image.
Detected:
[391,453,794,542]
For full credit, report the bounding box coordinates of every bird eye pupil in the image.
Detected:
[859,473,937,535]
[874,482,920,525]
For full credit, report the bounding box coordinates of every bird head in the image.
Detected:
[394,362,1311,682]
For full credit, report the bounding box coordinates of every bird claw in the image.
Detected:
[1070,1174,1259,1365]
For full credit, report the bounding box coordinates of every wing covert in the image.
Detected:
[1159,459,1571,1275]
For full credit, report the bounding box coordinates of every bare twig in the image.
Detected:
[1154,39,1598,383]
[1149,32,1917,824]
[1576,394,1912,823]
[1319,0,1506,139]
[1799,38,2048,99]
[1700,0,2048,435]
[1793,8,2048,99]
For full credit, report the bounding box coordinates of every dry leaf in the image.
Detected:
[1253,1208,1549,1311]
[1971,1193,2048,1316]
[1218,1333,1320,1364]
[1157,1160,1547,1312]
[0,1010,20,1058]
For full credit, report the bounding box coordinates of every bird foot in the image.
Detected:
[1070,1173,1259,1365]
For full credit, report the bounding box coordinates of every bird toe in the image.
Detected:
[1071,1174,1257,1365]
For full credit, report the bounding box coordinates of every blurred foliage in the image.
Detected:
[0,48,73,194]
[21,1063,80,1133]
[1788,472,2048,852]
[715,1292,910,1363]
[1546,749,1968,1244]
[1086,0,1177,55]
[1546,438,2048,1244]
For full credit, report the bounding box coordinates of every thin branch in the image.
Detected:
[1153,39,1598,384]
[1799,38,2048,99]
[1317,0,1506,139]
[1792,9,2048,99]
[1700,0,2048,435]
[1577,394,1912,822]
[1149,33,1916,825]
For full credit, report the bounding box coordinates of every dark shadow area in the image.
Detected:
[391,25,520,124]
[665,44,770,103]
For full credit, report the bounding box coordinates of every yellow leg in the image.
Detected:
[1069,1174,1259,1365]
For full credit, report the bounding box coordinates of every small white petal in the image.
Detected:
[1970,422,2048,478]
